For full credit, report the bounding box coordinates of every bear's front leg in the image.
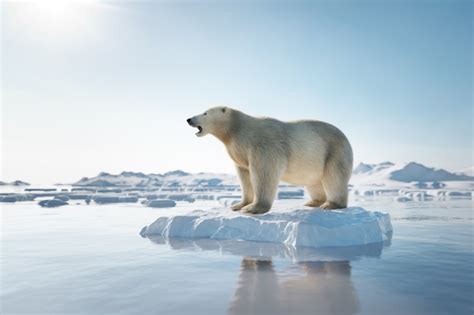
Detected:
[241,156,284,215]
[231,166,254,211]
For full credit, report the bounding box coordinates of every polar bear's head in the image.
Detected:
[187,106,232,138]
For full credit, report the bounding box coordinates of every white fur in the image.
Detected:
[187,107,353,214]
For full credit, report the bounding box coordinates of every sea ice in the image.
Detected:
[92,195,139,204]
[277,189,305,199]
[38,199,68,208]
[140,207,392,248]
[0,194,35,203]
[0,196,18,203]
[146,199,177,208]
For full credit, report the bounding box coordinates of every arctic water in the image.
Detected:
[1,198,473,315]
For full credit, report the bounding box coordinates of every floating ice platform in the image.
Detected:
[140,207,392,248]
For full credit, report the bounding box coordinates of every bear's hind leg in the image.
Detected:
[305,182,326,208]
[320,158,350,210]
[231,166,254,211]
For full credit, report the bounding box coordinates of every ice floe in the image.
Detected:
[140,207,392,248]
[38,199,68,208]
[146,199,177,208]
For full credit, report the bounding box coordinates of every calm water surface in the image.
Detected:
[1,199,473,314]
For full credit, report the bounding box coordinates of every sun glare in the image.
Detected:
[34,0,75,19]
[10,0,103,40]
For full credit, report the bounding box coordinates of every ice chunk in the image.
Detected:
[395,196,412,202]
[66,194,91,200]
[54,195,70,202]
[119,196,139,203]
[146,199,177,208]
[140,207,392,248]
[92,196,120,204]
[25,188,56,192]
[165,194,195,202]
[92,195,138,204]
[277,189,305,199]
[0,194,35,202]
[445,191,472,198]
[38,199,68,208]
[0,196,18,203]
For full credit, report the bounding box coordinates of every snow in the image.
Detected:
[218,196,241,207]
[140,207,392,248]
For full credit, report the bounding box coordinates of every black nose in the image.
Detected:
[187,118,192,125]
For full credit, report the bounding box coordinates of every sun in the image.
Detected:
[31,0,98,24]
[8,0,102,40]
[34,0,74,19]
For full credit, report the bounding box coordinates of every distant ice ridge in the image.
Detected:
[351,161,474,189]
[140,207,392,248]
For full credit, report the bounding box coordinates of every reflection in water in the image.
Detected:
[144,236,389,315]
[229,258,358,315]
[145,235,390,262]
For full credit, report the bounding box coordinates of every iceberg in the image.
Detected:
[140,207,392,248]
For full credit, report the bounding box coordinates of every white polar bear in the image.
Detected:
[187,107,353,214]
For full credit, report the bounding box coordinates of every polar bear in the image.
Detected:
[187,107,353,214]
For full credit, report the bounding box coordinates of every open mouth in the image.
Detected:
[195,126,203,135]
[187,119,203,135]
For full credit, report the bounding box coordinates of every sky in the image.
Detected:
[1,0,472,184]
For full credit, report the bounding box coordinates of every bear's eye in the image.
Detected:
[204,113,207,116]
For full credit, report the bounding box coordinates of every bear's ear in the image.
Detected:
[221,107,226,113]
